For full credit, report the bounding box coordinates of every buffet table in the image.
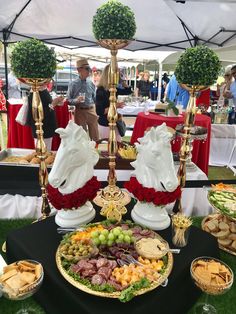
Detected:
[0,163,211,219]
[7,99,69,151]
[209,124,236,166]
[130,113,211,175]
[6,211,219,314]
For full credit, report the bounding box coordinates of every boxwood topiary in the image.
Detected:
[175,45,221,86]
[92,0,136,40]
[11,38,57,78]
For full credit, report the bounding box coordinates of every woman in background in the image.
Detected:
[135,70,151,98]
[27,85,63,150]
[95,65,125,141]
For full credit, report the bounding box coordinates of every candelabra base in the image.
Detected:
[94,185,131,221]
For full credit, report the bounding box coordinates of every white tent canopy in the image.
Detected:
[1,0,236,51]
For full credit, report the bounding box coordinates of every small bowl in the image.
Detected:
[190,256,233,295]
[0,259,44,300]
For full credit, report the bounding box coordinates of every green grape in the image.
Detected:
[131,236,136,243]
[113,228,121,237]
[100,239,107,245]
[116,239,122,244]
[98,234,106,242]
[101,229,109,236]
[91,231,99,238]
[127,230,133,236]
[93,238,100,246]
[107,240,113,246]
[108,233,115,241]
[124,235,131,243]
[118,234,124,241]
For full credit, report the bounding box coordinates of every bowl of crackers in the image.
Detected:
[0,259,44,300]
[190,256,233,295]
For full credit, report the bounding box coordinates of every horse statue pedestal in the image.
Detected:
[131,201,170,231]
[55,201,96,228]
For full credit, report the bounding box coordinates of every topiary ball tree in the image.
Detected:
[11,38,57,78]
[175,45,221,86]
[92,0,136,40]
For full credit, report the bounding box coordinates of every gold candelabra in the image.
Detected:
[93,39,131,221]
[177,84,207,212]
[19,78,51,219]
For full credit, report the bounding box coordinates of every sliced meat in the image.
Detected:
[81,269,96,278]
[89,259,98,266]
[121,224,129,230]
[107,280,123,291]
[132,226,142,233]
[77,259,89,268]
[107,260,117,269]
[96,258,108,268]
[140,229,152,236]
[98,267,112,280]
[91,274,105,285]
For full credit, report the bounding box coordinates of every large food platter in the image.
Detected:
[202,214,236,256]
[208,189,236,222]
[0,148,55,168]
[56,221,173,302]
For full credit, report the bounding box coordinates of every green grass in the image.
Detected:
[0,218,235,314]
[208,166,236,180]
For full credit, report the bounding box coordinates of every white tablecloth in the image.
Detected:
[209,124,236,166]
[0,164,212,219]
[117,101,156,116]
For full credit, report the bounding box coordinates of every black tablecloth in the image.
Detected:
[6,206,219,314]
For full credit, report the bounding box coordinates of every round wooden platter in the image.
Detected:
[55,225,174,299]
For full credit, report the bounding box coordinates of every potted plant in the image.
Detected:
[175,45,221,86]
[165,99,179,117]
[11,38,56,78]
[92,0,136,40]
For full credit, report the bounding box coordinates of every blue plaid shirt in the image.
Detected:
[66,77,95,107]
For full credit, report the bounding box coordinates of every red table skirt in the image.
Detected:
[130,112,211,175]
[7,102,69,151]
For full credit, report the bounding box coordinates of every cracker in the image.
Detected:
[0,269,18,282]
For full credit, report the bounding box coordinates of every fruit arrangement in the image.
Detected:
[56,221,173,302]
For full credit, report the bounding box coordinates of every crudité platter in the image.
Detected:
[56,220,173,302]
[208,184,236,221]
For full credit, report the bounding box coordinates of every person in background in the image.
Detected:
[150,75,159,101]
[117,71,132,95]
[95,65,125,141]
[8,71,21,99]
[166,73,189,109]
[135,70,151,98]
[0,79,7,149]
[92,68,102,87]
[224,64,236,124]
[66,58,99,141]
[27,85,62,150]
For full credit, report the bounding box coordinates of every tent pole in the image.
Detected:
[3,30,9,100]
[158,62,163,102]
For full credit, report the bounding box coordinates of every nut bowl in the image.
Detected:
[0,259,44,301]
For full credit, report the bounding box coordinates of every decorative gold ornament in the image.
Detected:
[93,39,131,215]
[177,85,207,212]
[100,201,127,222]
[19,78,51,219]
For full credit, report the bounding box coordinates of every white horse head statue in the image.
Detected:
[131,123,178,192]
[48,121,99,194]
